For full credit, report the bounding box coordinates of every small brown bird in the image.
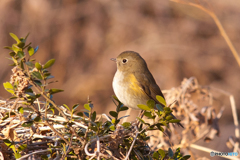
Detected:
[111,51,183,127]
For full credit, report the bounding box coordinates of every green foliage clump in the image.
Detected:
[1,33,190,160]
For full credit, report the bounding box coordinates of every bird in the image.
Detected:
[111,51,183,127]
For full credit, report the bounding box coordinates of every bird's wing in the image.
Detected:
[134,72,166,107]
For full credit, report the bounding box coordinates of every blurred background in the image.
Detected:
[0,0,239,159]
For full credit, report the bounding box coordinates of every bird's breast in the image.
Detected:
[112,71,147,109]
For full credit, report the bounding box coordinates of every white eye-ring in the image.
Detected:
[122,59,128,64]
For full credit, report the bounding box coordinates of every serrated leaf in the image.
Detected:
[109,111,118,118]
[156,104,164,111]
[156,95,166,107]
[18,107,24,114]
[22,121,33,127]
[84,104,91,111]
[3,82,14,94]
[119,106,128,111]
[43,59,55,69]
[49,88,64,95]
[137,104,151,111]
[28,46,34,56]
[35,62,42,70]
[31,71,42,80]
[147,99,155,109]
[10,33,20,43]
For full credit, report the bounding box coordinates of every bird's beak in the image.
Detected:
[110,58,117,62]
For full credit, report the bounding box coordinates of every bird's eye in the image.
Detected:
[122,59,128,63]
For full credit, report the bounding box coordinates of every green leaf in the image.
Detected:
[3,82,14,94]
[22,121,33,127]
[84,112,89,117]
[72,104,79,110]
[147,99,155,109]
[84,104,91,111]
[31,71,42,80]
[28,46,35,56]
[4,46,13,50]
[109,125,115,131]
[144,111,153,118]
[18,107,24,114]
[10,33,20,43]
[156,104,164,111]
[33,116,41,122]
[17,42,25,48]
[91,111,96,122]
[168,148,174,157]
[158,149,165,159]
[169,119,181,123]
[63,104,70,111]
[17,51,24,59]
[136,117,145,124]
[182,155,191,160]
[34,46,39,53]
[166,115,173,121]
[9,52,16,57]
[137,104,151,111]
[77,112,83,117]
[49,88,64,95]
[25,61,34,67]
[156,95,166,107]
[152,152,159,159]
[119,106,128,111]
[122,122,131,128]
[3,139,12,147]
[14,153,21,159]
[35,62,42,70]
[43,59,55,69]
[12,44,20,53]
[17,144,27,152]
[109,111,118,118]
[156,124,164,132]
